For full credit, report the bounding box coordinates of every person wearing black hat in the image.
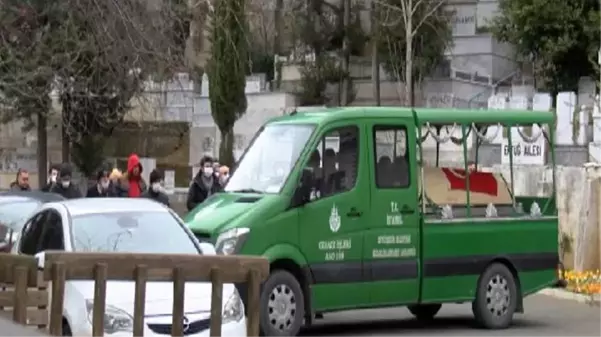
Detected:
[86,169,111,198]
[142,169,170,206]
[50,163,82,199]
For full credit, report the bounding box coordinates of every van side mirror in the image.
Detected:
[291,168,313,208]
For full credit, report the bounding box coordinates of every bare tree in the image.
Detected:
[0,0,192,180]
[375,0,451,106]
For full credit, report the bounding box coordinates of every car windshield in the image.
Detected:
[225,124,315,194]
[71,211,200,254]
[0,201,40,231]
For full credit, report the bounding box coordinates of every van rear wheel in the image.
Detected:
[260,270,305,336]
[407,304,442,320]
[472,263,518,329]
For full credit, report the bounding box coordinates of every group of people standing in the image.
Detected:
[186,155,229,211]
[9,153,233,211]
[10,153,171,207]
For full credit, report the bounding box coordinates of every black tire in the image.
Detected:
[62,319,72,336]
[259,270,305,336]
[407,304,442,320]
[472,263,518,329]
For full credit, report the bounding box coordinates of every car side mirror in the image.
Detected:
[35,251,45,270]
[199,242,217,255]
[291,168,313,208]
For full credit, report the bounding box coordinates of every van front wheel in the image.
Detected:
[407,304,442,320]
[472,263,518,329]
[260,270,305,336]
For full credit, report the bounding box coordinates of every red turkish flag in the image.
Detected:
[441,168,498,196]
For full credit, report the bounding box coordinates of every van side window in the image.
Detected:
[374,125,409,188]
[305,126,359,199]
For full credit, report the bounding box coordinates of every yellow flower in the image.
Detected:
[562,269,601,294]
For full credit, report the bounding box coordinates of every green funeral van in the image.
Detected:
[185,107,559,336]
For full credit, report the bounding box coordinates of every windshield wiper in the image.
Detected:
[230,189,264,194]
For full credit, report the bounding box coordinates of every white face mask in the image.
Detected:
[151,182,162,192]
[49,172,57,183]
[203,167,214,177]
[61,181,70,188]
[100,181,110,189]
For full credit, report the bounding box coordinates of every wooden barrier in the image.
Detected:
[0,252,268,336]
[42,252,269,336]
[0,254,48,330]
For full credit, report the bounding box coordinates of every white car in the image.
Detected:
[11,198,246,337]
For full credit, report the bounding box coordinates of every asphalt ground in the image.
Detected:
[301,294,601,336]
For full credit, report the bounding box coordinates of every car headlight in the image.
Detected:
[85,299,133,334]
[222,289,244,324]
[215,227,249,255]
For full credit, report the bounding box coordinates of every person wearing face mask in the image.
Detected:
[142,169,170,206]
[50,163,82,199]
[41,164,61,192]
[212,161,221,180]
[86,169,111,197]
[186,156,222,211]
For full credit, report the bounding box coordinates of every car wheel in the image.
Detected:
[260,270,304,336]
[472,263,518,329]
[407,303,442,320]
[62,319,72,336]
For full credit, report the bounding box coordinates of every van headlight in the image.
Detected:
[215,227,249,255]
[86,300,133,334]
[222,289,244,323]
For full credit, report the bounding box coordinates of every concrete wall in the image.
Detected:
[488,164,600,271]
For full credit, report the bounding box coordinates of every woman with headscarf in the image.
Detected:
[122,153,147,198]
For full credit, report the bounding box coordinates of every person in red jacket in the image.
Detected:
[122,153,147,197]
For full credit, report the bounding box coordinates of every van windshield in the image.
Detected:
[225,124,315,194]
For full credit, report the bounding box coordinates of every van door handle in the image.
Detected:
[347,207,363,217]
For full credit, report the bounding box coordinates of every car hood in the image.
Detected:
[71,280,235,316]
[184,193,274,235]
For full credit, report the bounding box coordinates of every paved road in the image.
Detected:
[301,294,601,336]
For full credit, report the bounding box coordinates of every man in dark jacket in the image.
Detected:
[50,163,82,199]
[41,164,60,192]
[86,169,111,197]
[186,156,221,211]
[142,169,170,206]
[10,169,31,191]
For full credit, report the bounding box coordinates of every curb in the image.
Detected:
[538,288,600,305]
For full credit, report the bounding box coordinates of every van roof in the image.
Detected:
[267,107,554,125]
